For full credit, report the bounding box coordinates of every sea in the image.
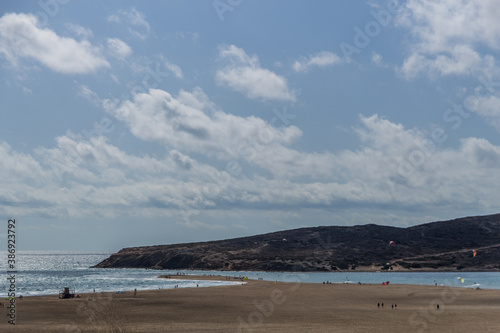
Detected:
[1,251,500,297]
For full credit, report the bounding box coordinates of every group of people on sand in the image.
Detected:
[378,303,397,309]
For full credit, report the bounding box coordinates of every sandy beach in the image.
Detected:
[1,275,500,332]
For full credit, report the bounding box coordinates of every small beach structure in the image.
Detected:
[59,287,75,299]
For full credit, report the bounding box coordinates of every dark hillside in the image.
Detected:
[94,213,500,272]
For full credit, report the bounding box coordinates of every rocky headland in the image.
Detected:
[94,213,500,272]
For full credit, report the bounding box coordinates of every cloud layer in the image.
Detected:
[1,87,500,221]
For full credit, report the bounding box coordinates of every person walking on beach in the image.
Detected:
[378,303,380,308]
[134,288,137,297]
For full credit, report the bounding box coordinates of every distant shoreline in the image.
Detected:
[94,266,500,273]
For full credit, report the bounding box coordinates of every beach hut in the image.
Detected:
[59,287,75,299]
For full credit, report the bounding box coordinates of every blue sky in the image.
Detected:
[1,0,499,251]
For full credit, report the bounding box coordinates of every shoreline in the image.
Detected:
[1,271,491,300]
[94,265,500,273]
[1,273,487,300]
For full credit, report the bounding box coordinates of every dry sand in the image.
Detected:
[1,275,500,332]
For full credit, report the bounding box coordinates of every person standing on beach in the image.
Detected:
[134,288,137,297]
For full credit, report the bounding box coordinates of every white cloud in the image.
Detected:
[107,38,132,59]
[77,84,101,106]
[104,88,301,159]
[174,31,199,43]
[395,0,500,133]
[465,94,500,130]
[397,0,500,79]
[110,73,121,84]
[106,15,120,24]
[165,60,183,79]
[22,86,32,95]
[104,88,500,210]
[400,45,486,79]
[466,94,500,118]
[293,51,342,72]
[215,45,296,102]
[107,8,150,40]
[0,141,45,183]
[0,13,109,74]
[107,88,334,180]
[461,137,500,168]
[371,52,386,67]
[66,23,93,39]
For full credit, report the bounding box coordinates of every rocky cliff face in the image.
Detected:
[93,213,500,272]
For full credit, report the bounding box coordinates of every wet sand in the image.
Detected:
[1,275,500,332]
